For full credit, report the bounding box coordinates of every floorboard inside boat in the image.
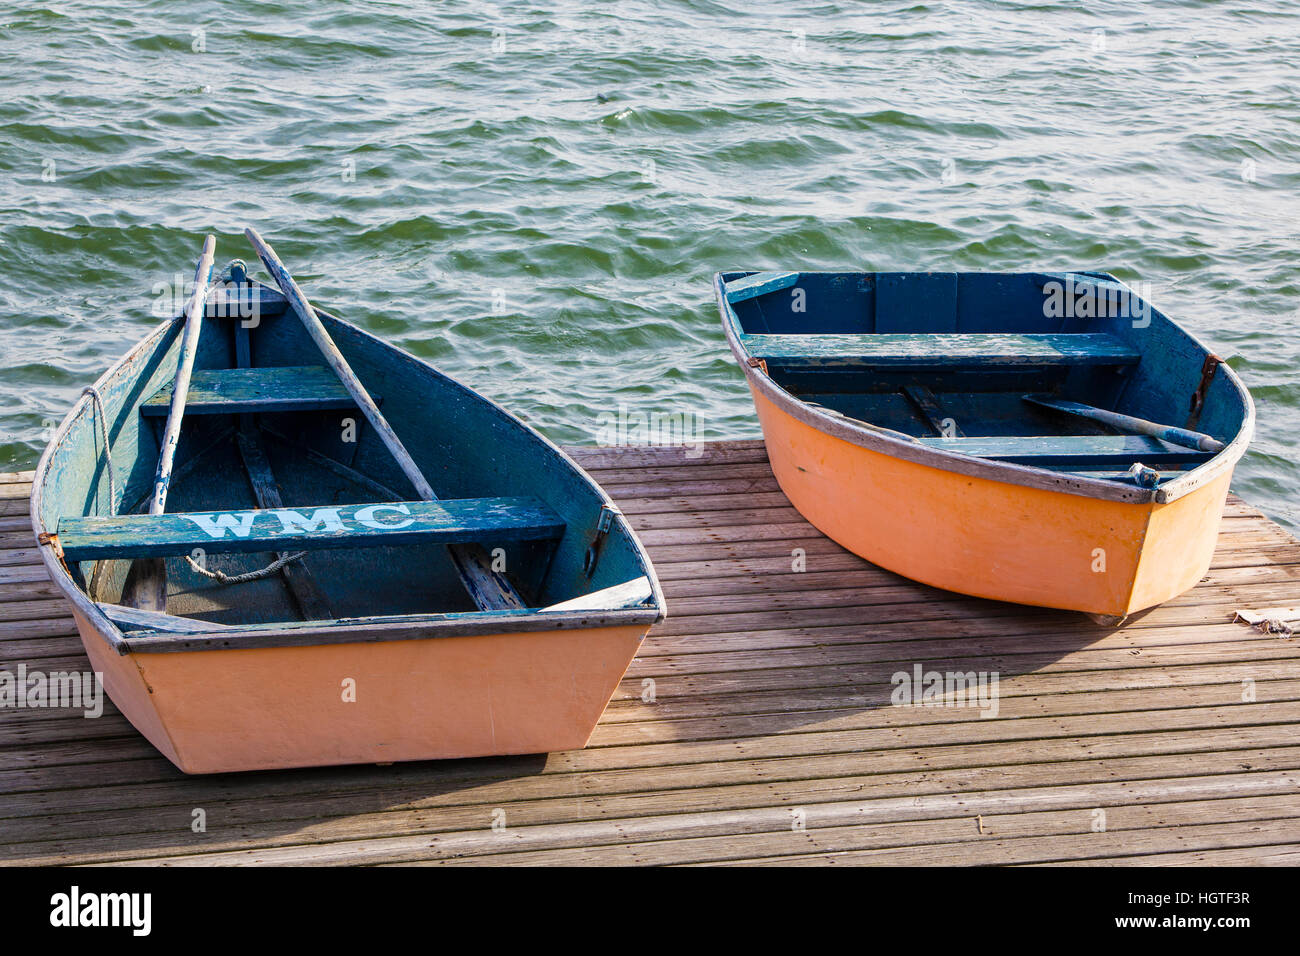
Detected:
[2,440,1299,866]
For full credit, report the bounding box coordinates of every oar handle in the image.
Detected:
[149,235,216,515]
[243,228,526,612]
[243,227,438,502]
[1024,395,1226,454]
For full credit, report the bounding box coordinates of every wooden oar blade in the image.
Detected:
[120,557,167,612]
[125,234,217,611]
[242,227,528,612]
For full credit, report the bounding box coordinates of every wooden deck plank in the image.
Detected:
[401,794,1300,868]
[1046,844,1300,866]
[0,440,1297,866]
[77,794,1300,867]
[2,761,1297,867]
[713,817,1300,867]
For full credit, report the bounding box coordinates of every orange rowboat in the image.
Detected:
[32,236,665,774]
[717,270,1254,620]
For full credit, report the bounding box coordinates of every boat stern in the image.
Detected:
[88,618,650,774]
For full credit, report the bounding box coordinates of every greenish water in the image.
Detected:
[1,1,1297,530]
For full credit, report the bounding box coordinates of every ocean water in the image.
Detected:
[1,0,1296,528]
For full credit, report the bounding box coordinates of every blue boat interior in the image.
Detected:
[720,271,1250,486]
[38,278,656,629]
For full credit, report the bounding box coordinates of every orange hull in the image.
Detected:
[752,388,1231,617]
[74,609,647,774]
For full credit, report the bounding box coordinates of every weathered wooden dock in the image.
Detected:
[2,440,1299,865]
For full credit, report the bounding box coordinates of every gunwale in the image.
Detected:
[32,281,666,656]
[715,271,1254,506]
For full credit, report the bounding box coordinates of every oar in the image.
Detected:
[121,235,217,611]
[242,227,524,611]
[1023,395,1226,453]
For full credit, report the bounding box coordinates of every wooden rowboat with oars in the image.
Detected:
[716,270,1254,620]
[32,231,665,773]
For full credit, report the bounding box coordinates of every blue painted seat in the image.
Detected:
[140,366,364,417]
[917,435,1210,466]
[739,332,1140,368]
[56,497,565,561]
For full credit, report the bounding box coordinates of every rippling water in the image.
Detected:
[1,0,1297,529]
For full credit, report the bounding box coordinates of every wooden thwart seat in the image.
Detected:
[918,434,1210,466]
[56,497,565,561]
[740,332,1140,368]
[141,366,363,417]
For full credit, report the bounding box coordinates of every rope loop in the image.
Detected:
[185,550,307,584]
[81,386,117,514]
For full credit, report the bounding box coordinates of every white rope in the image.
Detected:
[185,550,306,584]
[81,384,305,586]
[81,386,117,514]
